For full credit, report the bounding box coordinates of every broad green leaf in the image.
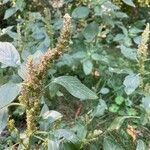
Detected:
[123,74,140,95]
[40,105,63,130]
[129,27,142,37]
[4,7,18,19]
[72,51,87,59]
[54,129,78,143]
[49,82,59,98]
[72,6,90,19]
[109,67,133,74]
[0,83,22,109]
[39,105,62,131]
[113,34,125,42]
[15,0,25,11]
[42,110,63,122]
[31,50,44,64]
[120,45,137,60]
[91,53,102,61]
[53,19,63,30]
[133,36,141,45]
[0,107,8,134]
[40,104,49,116]
[108,117,126,131]
[83,22,99,42]
[92,99,107,117]
[48,140,59,150]
[83,59,93,75]
[103,137,124,150]
[142,96,150,113]
[53,76,98,100]
[115,12,128,18]
[108,116,139,131]
[57,54,74,67]
[91,53,109,64]
[32,29,45,40]
[122,0,135,7]
[72,124,87,140]
[123,37,132,47]
[18,63,28,80]
[136,140,147,150]
[0,42,21,67]
[37,35,50,52]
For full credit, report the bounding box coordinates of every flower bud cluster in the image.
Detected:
[18,14,72,139]
[137,23,149,88]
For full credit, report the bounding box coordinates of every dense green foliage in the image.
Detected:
[0,0,150,149]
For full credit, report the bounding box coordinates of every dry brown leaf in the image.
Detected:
[126,125,137,142]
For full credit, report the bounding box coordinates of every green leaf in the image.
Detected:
[49,82,59,97]
[32,28,45,40]
[109,116,140,131]
[115,12,128,18]
[39,104,58,131]
[133,36,141,45]
[91,53,109,64]
[108,117,126,131]
[16,0,25,11]
[4,7,18,19]
[83,22,99,42]
[113,34,125,42]
[0,107,8,134]
[53,76,98,100]
[123,74,140,95]
[42,110,63,123]
[103,137,124,150]
[91,53,102,61]
[18,64,28,80]
[120,45,137,60]
[109,104,119,113]
[115,96,124,105]
[142,96,150,113]
[72,51,87,59]
[72,124,87,140]
[136,140,147,150]
[129,27,142,37]
[0,42,21,67]
[72,6,90,19]
[40,104,49,116]
[123,37,132,47]
[54,129,78,143]
[122,0,135,7]
[0,83,22,109]
[92,99,107,117]
[83,59,93,75]
[100,88,110,95]
[127,108,137,116]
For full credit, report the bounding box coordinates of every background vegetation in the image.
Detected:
[0,0,150,149]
